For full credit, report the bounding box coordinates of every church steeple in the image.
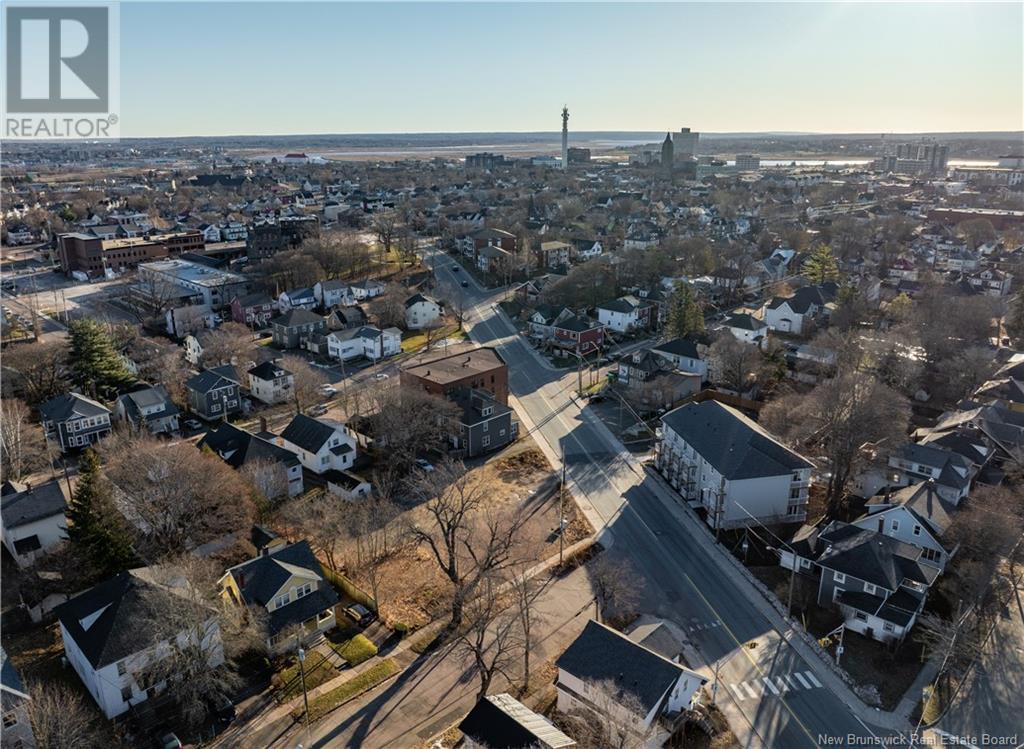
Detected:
[661,131,674,174]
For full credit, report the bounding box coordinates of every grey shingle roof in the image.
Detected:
[660,401,812,480]
[556,620,691,715]
[248,361,292,381]
[273,309,324,328]
[652,337,701,360]
[280,414,340,454]
[55,567,205,670]
[38,392,110,422]
[817,522,938,591]
[199,423,300,470]
[0,479,68,529]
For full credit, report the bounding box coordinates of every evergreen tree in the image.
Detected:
[803,244,840,285]
[65,449,134,576]
[666,283,704,339]
[1006,293,1024,347]
[67,319,134,399]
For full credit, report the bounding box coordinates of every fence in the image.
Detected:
[322,567,378,612]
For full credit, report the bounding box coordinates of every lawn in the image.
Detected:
[293,658,400,722]
[330,634,378,666]
[400,323,466,353]
[271,650,338,702]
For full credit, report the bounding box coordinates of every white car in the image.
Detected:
[415,459,435,473]
[321,385,338,396]
[374,373,390,381]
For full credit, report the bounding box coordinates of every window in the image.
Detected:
[800,558,812,569]
[274,593,291,609]
[790,488,803,499]
[295,582,313,599]
[117,660,127,676]
[482,435,490,447]
[922,547,941,563]
[482,422,488,433]
[864,583,877,596]
[121,685,133,702]
[883,622,895,633]
[3,712,18,728]
[833,572,846,584]
[854,612,867,622]
[912,525,921,537]
[482,406,493,417]
[891,520,900,532]
[321,455,329,465]
[211,403,221,413]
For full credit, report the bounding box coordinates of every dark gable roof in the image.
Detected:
[652,337,701,360]
[556,620,688,715]
[38,392,110,422]
[817,522,939,591]
[555,315,601,333]
[459,695,573,749]
[661,400,812,479]
[187,366,240,394]
[281,414,340,454]
[55,567,203,670]
[118,385,179,424]
[0,479,68,529]
[274,308,324,328]
[724,312,765,331]
[199,423,299,470]
[404,293,439,309]
[248,360,292,381]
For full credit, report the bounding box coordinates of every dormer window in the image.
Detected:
[481,406,493,417]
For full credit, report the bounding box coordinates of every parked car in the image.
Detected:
[321,385,338,396]
[155,733,182,749]
[309,404,328,416]
[183,419,203,430]
[451,265,460,272]
[461,280,469,288]
[414,458,435,473]
[344,603,375,626]
[374,373,389,381]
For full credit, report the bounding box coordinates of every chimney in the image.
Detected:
[260,416,268,433]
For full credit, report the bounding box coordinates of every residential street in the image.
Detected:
[423,247,904,748]
[927,575,1024,746]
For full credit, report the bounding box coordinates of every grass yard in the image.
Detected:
[400,323,466,353]
[330,634,378,666]
[293,658,400,722]
[271,650,337,702]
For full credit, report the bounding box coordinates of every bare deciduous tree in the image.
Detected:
[589,553,641,624]
[103,434,256,557]
[707,332,762,392]
[26,681,104,749]
[411,461,528,629]
[278,488,349,572]
[454,575,524,701]
[2,339,68,405]
[199,322,257,369]
[0,398,48,482]
[560,678,660,749]
[281,355,326,415]
[762,372,909,517]
[240,457,291,506]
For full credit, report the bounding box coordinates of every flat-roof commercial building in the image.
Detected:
[137,259,248,309]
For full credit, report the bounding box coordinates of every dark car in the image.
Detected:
[451,265,460,272]
[461,280,469,288]
[344,603,375,626]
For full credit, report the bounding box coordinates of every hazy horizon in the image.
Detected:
[116,2,1023,139]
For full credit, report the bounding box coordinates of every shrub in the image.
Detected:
[334,634,377,666]
[392,621,409,637]
[292,659,400,722]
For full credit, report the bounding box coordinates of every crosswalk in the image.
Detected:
[686,617,722,633]
[728,671,822,701]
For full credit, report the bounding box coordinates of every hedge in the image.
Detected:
[333,634,377,666]
[292,658,400,722]
[271,651,336,702]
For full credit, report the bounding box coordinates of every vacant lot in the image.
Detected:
[349,439,592,629]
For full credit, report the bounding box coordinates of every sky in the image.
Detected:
[119,2,1024,138]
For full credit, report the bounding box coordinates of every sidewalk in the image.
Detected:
[642,465,916,733]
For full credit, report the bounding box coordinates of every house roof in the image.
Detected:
[817,522,939,591]
[0,647,28,700]
[555,315,601,333]
[38,392,111,422]
[0,479,68,530]
[55,567,207,670]
[404,293,439,309]
[723,312,766,332]
[186,366,240,394]
[652,337,701,361]
[556,620,699,716]
[403,347,505,385]
[273,309,324,328]
[280,413,342,454]
[248,361,292,382]
[458,693,576,749]
[660,400,813,479]
[224,541,338,636]
[199,423,300,470]
[894,443,972,490]
[867,482,956,537]
[117,386,179,424]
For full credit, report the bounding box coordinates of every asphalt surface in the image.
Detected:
[422,246,903,748]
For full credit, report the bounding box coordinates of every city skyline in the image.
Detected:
[117,2,1023,138]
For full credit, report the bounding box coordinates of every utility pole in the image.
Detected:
[559,443,566,565]
[296,634,311,744]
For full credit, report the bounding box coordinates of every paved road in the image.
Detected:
[421,246,901,748]
[928,576,1024,747]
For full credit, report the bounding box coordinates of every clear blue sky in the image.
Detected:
[121,2,1023,137]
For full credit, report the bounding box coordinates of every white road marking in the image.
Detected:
[803,671,823,688]
[793,672,812,689]
[776,676,790,693]
[742,682,761,699]
[761,678,780,695]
